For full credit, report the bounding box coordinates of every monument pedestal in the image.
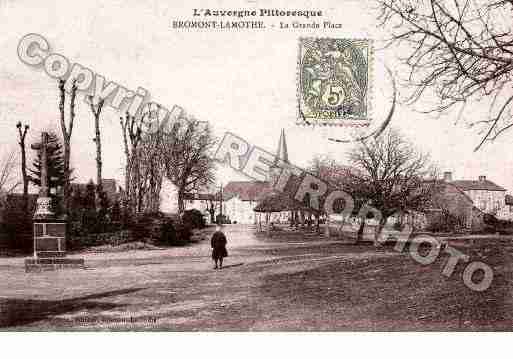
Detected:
[25,218,85,272]
[25,210,84,272]
[25,133,85,272]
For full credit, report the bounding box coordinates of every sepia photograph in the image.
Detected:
[0,0,512,354]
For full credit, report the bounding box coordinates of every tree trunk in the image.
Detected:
[94,117,102,204]
[90,97,105,208]
[63,141,71,215]
[19,135,28,214]
[338,216,347,239]
[133,151,141,212]
[325,214,330,238]
[58,79,77,217]
[178,192,185,214]
[374,216,388,246]
[357,217,365,242]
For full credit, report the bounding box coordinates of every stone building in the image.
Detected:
[444,172,509,220]
[395,179,485,232]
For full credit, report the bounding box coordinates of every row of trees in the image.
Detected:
[14,80,216,220]
[308,128,438,243]
[120,104,216,216]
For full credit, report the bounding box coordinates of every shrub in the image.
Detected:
[215,214,231,224]
[128,213,193,246]
[182,209,206,229]
[69,230,132,250]
[158,219,192,246]
[426,210,466,233]
[1,194,37,251]
[69,181,120,234]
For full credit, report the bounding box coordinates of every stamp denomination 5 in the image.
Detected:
[297,38,372,127]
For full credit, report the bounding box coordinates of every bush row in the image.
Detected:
[69,209,207,250]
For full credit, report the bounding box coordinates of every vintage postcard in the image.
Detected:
[1,0,512,347]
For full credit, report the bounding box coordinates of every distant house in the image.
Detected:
[221,181,270,224]
[184,129,294,225]
[180,181,271,224]
[444,172,509,220]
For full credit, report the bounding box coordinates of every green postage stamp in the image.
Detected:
[297,38,372,126]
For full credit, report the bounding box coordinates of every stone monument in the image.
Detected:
[25,132,84,272]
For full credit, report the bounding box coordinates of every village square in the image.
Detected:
[1,0,513,334]
[0,119,512,329]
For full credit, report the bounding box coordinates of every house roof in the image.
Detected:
[253,190,317,213]
[451,179,506,192]
[222,181,270,201]
[253,191,296,212]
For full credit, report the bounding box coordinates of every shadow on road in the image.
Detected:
[221,263,244,269]
[0,287,146,328]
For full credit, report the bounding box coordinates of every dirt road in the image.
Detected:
[1,225,511,330]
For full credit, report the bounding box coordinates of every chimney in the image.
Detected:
[443,171,452,182]
[479,175,486,182]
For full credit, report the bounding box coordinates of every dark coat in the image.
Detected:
[211,231,228,259]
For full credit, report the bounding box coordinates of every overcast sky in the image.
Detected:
[1,0,513,193]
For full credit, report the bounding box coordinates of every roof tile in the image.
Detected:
[451,179,506,192]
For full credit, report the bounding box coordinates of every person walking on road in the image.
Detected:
[211,225,228,269]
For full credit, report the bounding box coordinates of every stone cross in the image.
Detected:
[31,132,53,219]
[31,132,49,197]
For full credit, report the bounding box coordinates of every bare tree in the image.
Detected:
[58,79,78,215]
[133,128,166,213]
[120,104,170,214]
[0,151,20,195]
[88,95,105,201]
[16,122,29,211]
[348,128,436,243]
[307,155,356,232]
[119,111,143,213]
[377,0,513,150]
[162,118,216,214]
